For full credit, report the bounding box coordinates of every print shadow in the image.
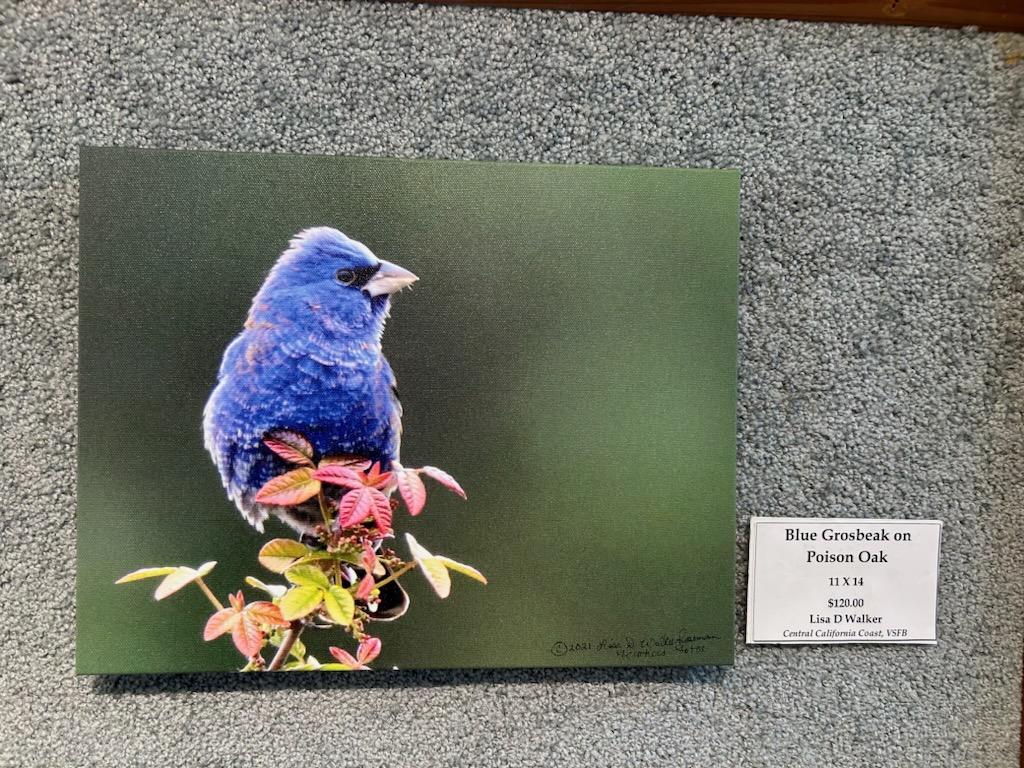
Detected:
[90,663,730,697]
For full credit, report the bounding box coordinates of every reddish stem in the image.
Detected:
[267,620,304,671]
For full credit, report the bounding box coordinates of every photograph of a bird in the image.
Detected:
[203,227,418,535]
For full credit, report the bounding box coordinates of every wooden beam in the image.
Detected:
[408,1,1024,32]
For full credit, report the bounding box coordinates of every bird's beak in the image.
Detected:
[365,259,419,297]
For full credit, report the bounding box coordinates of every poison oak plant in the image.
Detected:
[117,430,486,672]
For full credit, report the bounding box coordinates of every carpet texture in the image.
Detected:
[1,1,1022,765]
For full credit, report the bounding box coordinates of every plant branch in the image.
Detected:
[317,489,333,528]
[268,620,304,671]
[194,577,224,610]
[371,562,415,591]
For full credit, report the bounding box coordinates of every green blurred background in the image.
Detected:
[77,147,738,674]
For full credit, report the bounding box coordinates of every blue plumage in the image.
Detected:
[203,227,418,533]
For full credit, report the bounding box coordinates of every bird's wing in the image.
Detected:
[389,380,403,464]
[370,352,404,468]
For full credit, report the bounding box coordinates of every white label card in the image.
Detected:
[746,517,943,645]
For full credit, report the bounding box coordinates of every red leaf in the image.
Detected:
[357,545,380,600]
[357,637,382,664]
[327,640,378,670]
[328,646,360,667]
[362,546,379,574]
[203,608,238,641]
[254,467,321,506]
[313,464,367,489]
[337,487,375,528]
[397,469,427,516]
[368,488,393,533]
[355,573,375,601]
[320,455,371,470]
[244,601,289,628]
[364,462,393,490]
[420,466,467,499]
[263,430,314,467]
[231,613,265,658]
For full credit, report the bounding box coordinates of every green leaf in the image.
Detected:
[244,576,287,599]
[253,467,321,506]
[418,557,451,599]
[286,550,363,570]
[291,551,337,565]
[317,663,356,671]
[153,568,199,601]
[258,539,310,573]
[263,429,315,467]
[332,543,365,565]
[153,562,217,601]
[322,585,355,626]
[115,567,177,584]
[278,585,323,621]
[149,561,216,606]
[284,655,323,671]
[285,564,330,590]
[436,557,488,585]
[289,637,307,662]
[405,533,451,599]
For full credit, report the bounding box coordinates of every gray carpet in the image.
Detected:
[2,1,1022,765]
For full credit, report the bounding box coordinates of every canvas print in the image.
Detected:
[77,147,739,673]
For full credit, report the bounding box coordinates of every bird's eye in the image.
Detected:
[336,268,356,285]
